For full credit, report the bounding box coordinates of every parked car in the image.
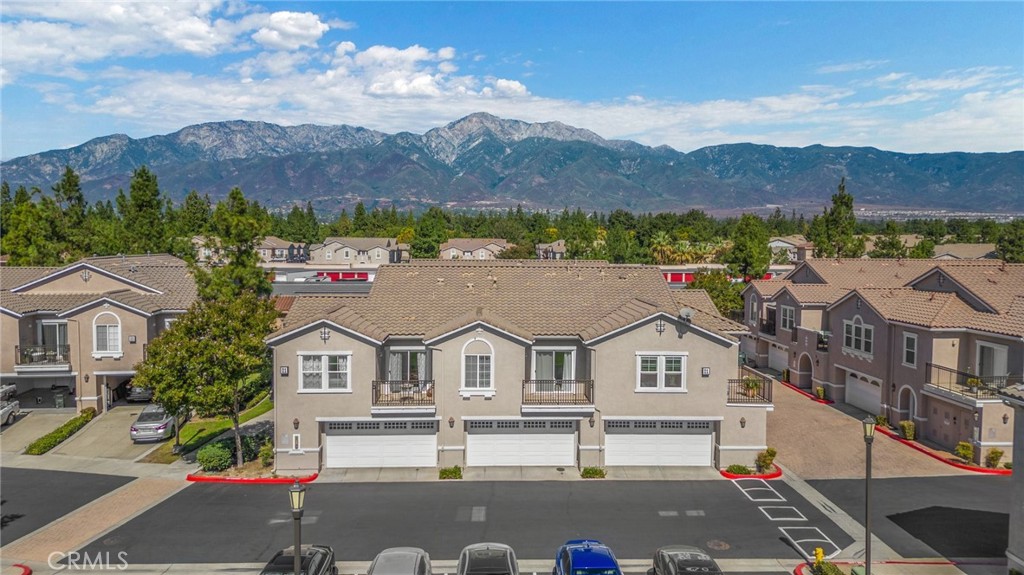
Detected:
[259,544,337,575]
[457,543,519,575]
[125,382,153,402]
[129,404,176,442]
[367,547,432,575]
[652,546,722,575]
[553,540,622,575]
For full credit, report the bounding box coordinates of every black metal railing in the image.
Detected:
[728,377,773,404]
[925,363,1021,400]
[759,320,776,336]
[816,332,830,352]
[15,344,71,366]
[522,379,594,405]
[371,380,435,406]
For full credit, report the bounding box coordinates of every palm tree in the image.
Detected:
[650,231,675,265]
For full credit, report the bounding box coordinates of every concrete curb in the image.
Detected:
[719,466,783,480]
[780,381,834,404]
[186,471,319,484]
[874,425,1012,476]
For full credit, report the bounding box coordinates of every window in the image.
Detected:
[291,434,301,453]
[450,248,458,258]
[388,349,426,381]
[299,353,350,392]
[842,317,873,356]
[464,355,492,389]
[977,341,1009,379]
[636,352,687,391]
[903,332,917,367]
[343,249,350,259]
[464,250,472,258]
[534,349,574,380]
[749,296,757,323]
[94,312,121,356]
[325,250,332,260]
[478,250,486,259]
[780,306,795,330]
[376,248,382,259]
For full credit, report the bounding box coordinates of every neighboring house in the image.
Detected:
[191,235,224,265]
[0,255,197,414]
[660,264,794,286]
[536,240,567,260]
[933,243,998,260]
[307,237,406,268]
[742,259,1020,464]
[999,384,1024,573]
[769,235,810,263]
[439,238,510,260]
[266,260,766,474]
[258,236,296,263]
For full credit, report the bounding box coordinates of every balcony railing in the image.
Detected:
[371,380,435,406]
[728,377,773,404]
[816,332,830,352]
[15,345,71,366]
[925,363,1021,400]
[522,379,594,405]
[758,320,776,336]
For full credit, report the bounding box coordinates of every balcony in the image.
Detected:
[925,363,1021,400]
[14,345,71,370]
[371,380,435,407]
[816,332,830,352]
[728,377,773,404]
[758,320,776,336]
[522,379,594,406]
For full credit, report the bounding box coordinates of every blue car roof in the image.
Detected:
[563,541,618,570]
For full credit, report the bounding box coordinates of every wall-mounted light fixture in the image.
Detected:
[588,415,595,428]
[293,418,300,430]
[701,367,711,377]
[319,327,331,342]
[973,411,979,423]
[84,374,90,383]
[740,417,747,429]
[1003,413,1010,425]
[654,319,666,335]
[128,335,137,344]
[815,358,820,366]
[448,416,456,428]
[891,383,896,392]
[280,366,289,377]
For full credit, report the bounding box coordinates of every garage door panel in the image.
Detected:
[466,420,576,466]
[324,421,437,468]
[846,375,881,415]
[604,421,713,466]
[768,345,788,372]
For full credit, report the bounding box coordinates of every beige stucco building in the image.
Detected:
[267,260,770,474]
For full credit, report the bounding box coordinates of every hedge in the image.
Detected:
[25,407,97,455]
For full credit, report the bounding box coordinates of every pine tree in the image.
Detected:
[724,213,770,280]
[869,221,908,258]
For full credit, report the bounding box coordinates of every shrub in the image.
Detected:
[245,389,270,410]
[259,440,274,467]
[581,467,606,479]
[726,464,753,475]
[781,368,790,383]
[899,420,916,440]
[954,441,974,464]
[809,560,845,575]
[985,448,1004,468]
[1005,461,1013,470]
[756,447,777,472]
[25,407,97,455]
[197,443,232,472]
[965,377,982,389]
[439,465,462,480]
[875,415,888,428]
[815,386,826,400]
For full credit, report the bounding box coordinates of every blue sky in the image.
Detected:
[2,1,1022,160]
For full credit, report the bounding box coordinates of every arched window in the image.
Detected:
[461,337,494,393]
[93,311,122,356]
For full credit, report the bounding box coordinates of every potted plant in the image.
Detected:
[965,377,981,390]
[742,376,762,398]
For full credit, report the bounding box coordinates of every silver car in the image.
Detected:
[458,543,519,575]
[367,548,432,575]
[129,404,176,442]
[652,546,722,575]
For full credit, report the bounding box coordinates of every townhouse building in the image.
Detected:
[439,238,510,260]
[742,259,1020,464]
[266,260,768,474]
[536,240,567,260]
[0,255,197,414]
[307,237,407,268]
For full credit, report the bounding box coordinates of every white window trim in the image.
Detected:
[38,319,69,346]
[749,296,758,324]
[532,347,576,380]
[297,351,353,394]
[634,351,688,393]
[902,332,918,368]
[290,433,302,454]
[460,337,495,397]
[387,347,428,380]
[780,305,795,330]
[450,248,458,258]
[92,311,123,358]
[842,316,874,359]
[164,318,177,331]
[976,340,1009,377]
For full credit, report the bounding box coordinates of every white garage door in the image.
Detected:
[768,344,789,373]
[324,420,437,468]
[604,420,714,466]
[846,373,882,415]
[466,420,576,466]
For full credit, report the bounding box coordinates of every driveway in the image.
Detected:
[767,383,969,479]
[51,405,164,460]
[0,410,77,453]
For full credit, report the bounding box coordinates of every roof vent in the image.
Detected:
[680,307,694,322]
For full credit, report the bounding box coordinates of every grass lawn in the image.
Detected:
[141,398,274,464]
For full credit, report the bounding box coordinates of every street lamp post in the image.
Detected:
[862,416,875,575]
[289,480,307,575]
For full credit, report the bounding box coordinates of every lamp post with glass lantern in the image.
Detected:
[289,480,307,575]
[862,416,875,575]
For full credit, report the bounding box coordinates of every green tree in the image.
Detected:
[0,182,12,240]
[806,178,864,258]
[197,188,272,299]
[1,186,62,265]
[908,238,935,259]
[869,221,908,258]
[997,219,1024,263]
[496,242,536,259]
[120,166,167,254]
[687,269,743,315]
[649,230,675,265]
[132,320,196,449]
[724,213,770,280]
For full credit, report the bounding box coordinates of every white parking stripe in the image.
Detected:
[732,478,786,502]
[779,526,841,561]
[759,506,807,521]
[471,506,486,522]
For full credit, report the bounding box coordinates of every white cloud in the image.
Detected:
[251,11,329,51]
[816,59,889,74]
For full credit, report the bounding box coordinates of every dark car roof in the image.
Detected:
[261,545,331,575]
[563,540,619,570]
[656,546,720,573]
[463,543,514,574]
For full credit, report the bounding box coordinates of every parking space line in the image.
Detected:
[732,478,786,502]
[471,506,486,522]
[759,506,807,521]
[779,526,840,561]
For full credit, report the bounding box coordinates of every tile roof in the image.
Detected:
[745,279,790,298]
[271,260,733,343]
[670,289,747,333]
[928,261,1024,314]
[852,287,1024,338]
[933,243,998,260]
[318,237,396,251]
[796,259,937,289]
[439,238,510,252]
[781,284,851,305]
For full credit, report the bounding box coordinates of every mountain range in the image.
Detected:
[3,113,1022,214]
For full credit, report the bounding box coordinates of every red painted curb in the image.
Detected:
[794,560,962,575]
[875,425,1012,476]
[186,472,319,484]
[720,466,783,480]
[13,564,32,575]
[780,381,834,404]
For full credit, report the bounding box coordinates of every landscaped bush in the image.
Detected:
[439,465,462,480]
[210,430,271,464]
[196,442,232,472]
[985,448,1004,468]
[815,386,826,400]
[259,439,274,467]
[756,447,777,472]
[581,466,606,478]
[1005,461,1013,470]
[810,548,844,575]
[954,441,974,464]
[245,389,270,410]
[899,420,916,440]
[726,464,753,475]
[25,407,97,455]
[874,415,888,428]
